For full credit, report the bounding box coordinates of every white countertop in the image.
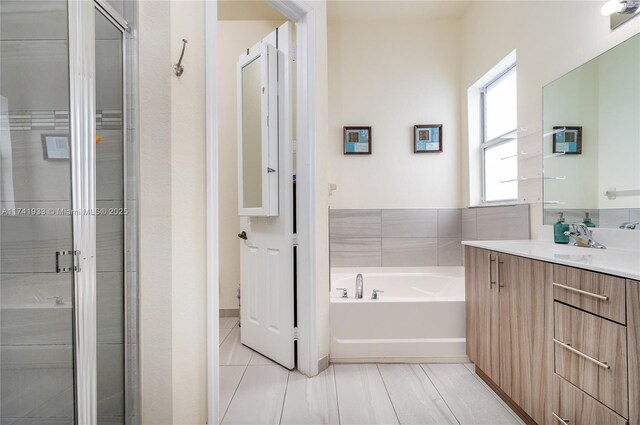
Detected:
[462,240,640,281]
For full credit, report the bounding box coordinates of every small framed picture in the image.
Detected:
[41,134,70,160]
[343,126,372,155]
[414,124,442,153]
[553,126,582,154]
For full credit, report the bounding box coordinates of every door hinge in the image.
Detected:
[290,140,297,153]
[290,47,296,61]
[55,250,81,273]
[292,234,298,246]
[293,327,299,340]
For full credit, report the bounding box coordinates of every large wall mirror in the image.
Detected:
[543,33,640,229]
[237,42,279,217]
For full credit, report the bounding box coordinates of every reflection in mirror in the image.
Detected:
[241,56,263,209]
[543,34,640,229]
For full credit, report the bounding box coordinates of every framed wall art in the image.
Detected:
[552,126,582,154]
[414,124,442,153]
[343,126,371,155]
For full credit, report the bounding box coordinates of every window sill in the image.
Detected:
[471,201,522,208]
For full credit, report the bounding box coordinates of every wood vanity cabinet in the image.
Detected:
[465,246,552,425]
[465,245,640,425]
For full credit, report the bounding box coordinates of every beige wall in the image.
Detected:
[217,20,286,310]
[139,1,207,423]
[460,1,640,237]
[327,18,462,209]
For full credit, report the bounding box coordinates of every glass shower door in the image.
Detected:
[95,7,125,424]
[0,1,76,423]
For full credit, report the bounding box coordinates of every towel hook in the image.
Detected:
[173,39,188,77]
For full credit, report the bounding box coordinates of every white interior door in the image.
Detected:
[238,23,296,370]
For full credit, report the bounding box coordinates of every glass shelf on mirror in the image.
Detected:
[504,127,568,139]
[500,151,566,160]
[500,175,566,183]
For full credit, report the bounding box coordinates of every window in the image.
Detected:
[481,65,518,203]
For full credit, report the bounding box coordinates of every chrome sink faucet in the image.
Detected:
[565,223,606,249]
[620,222,639,230]
[355,273,364,299]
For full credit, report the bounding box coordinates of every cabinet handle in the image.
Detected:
[553,338,610,369]
[496,256,504,292]
[552,412,570,424]
[489,256,497,289]
[552,282,609,301]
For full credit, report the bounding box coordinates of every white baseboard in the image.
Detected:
[330,355,470,364]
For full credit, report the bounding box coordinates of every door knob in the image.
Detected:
[238,231,248,240]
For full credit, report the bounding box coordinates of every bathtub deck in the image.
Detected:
[219,318,525,425]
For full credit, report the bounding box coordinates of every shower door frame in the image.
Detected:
[68,0,136,423]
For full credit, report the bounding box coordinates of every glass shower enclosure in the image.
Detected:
[0,0,139,423]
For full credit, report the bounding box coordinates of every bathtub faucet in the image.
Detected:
[355,273,364,299]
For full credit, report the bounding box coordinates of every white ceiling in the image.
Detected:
[328,0,472,21]
[218,0,288,21]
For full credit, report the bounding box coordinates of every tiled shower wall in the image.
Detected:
[330,205,530,267]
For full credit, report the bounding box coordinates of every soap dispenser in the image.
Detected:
[582,212,596,228]
[554,212,570,244]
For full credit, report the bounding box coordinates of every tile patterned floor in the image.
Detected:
[219,319,524,425]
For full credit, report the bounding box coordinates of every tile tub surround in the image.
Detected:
[330,205,530,267]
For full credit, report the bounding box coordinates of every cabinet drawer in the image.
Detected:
[553,265,626,324]
[554,302,628,418]
[553,374,627,425]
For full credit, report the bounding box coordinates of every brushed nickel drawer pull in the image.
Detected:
[552,282,609,301]
[552,412,570,424]
[553,339,610,369]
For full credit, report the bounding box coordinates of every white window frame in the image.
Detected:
[480,64,518,204]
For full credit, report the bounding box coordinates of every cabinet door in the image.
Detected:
[498,253,551,425]
[629,280,640,425]
[465,247,500,383]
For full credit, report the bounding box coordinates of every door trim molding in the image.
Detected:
[205,0,319,422]
[266,0,320,378]
[205,1,220,423]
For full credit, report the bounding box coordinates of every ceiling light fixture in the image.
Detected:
[601,0,640,16]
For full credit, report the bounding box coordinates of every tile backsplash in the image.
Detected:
[330,205,530,267]
[544,208,640,230]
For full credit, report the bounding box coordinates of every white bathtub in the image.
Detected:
[330,267,467,363]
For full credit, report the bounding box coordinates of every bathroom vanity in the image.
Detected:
[463,240,640,425]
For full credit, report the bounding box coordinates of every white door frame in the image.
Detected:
[205,0,319,422]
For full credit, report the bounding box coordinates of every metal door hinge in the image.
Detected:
[292,234,298,246]
[291,140,297,153]
[293,327,299,340]
[290,47,296,61]
[55,250,80,273]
